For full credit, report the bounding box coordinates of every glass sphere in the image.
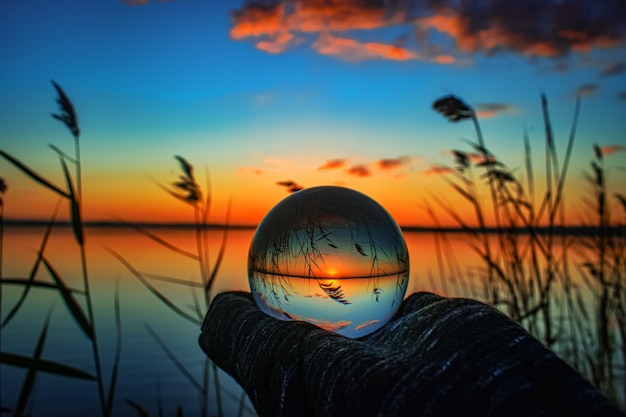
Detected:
[248,186,409,338]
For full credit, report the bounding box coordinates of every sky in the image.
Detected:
[0,0,625,227]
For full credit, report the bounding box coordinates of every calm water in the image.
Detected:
[0,226,615,415]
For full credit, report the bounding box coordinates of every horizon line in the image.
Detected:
[3,219,622,236]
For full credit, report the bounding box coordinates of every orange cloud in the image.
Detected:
[475,103,517,119]
[377,156,411,170]
[317,158,346,171]
[230,3,284,39]
[230,0,418,61]
[355,319,380,331]
[314,33,416,61]
[601,145,626,156]
[347,164,371,177]
[237,167,265,176]
[422,165,453,176]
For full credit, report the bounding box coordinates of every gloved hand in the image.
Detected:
[199,291,623,417]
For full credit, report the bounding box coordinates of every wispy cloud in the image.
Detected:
[474,103,517,119]
[237,167,265,176]
[601,145,626,156]
[575,83,600,98]
[317,158,346,171]
[422,165,453,176]
[313,33,419,62]
[601,61,626,77]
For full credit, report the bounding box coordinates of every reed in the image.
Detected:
[111,154,251,417]
[430,93,625,407]
[0,82,121,417]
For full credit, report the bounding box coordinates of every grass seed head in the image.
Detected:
[50,80,80,139]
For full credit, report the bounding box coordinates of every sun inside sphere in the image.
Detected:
[248,186,409,338]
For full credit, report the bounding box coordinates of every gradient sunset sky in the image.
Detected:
[1,0,625,227]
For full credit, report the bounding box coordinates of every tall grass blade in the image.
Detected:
[141,272,203,288]
[156,375,164,417]
[59,155,83,245]
[14,304,54,415]
[206,199,232,296]
[550,95,580,222]
[0,353,96,380]
[144,324,203,393]
[125,399,150,417]
[523,129,534,202]
[108,249,202,325]
[116,219,199,260]
[1,278,85,293]
[0,150,69,198]
[42,257,93,339]
[106,278,123,413]
[49,144,77,164]
[2,199,62,328]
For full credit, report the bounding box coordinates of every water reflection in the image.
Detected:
[1,226,621,415]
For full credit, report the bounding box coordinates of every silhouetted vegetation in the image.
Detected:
[430,93,625,407]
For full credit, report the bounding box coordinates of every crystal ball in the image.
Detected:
[248,186,409,338]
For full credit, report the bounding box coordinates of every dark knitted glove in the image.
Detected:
[199,291,624,417]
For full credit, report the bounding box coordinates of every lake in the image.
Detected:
[1,225,622,415]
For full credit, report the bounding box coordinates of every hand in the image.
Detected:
[199,292,622,417]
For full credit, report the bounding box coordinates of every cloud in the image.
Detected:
[313,33,418,61]
[416,1,626,59]
[347,164,371,177]
[601,61,626,77]
[230,1,456,62]
[575,83,600,97]
[317,158,346,171]
[618,91,626,101]
[237,167,265,176]
[422,165,453,176]
[276,180,304,193]
[355,319,380,331]
[376,156,411,170]
[601,145,626,156]
[474,102,517,119]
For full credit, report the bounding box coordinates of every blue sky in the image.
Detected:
[0,0,625,226]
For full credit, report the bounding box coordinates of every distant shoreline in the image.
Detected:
[4,220,623,236]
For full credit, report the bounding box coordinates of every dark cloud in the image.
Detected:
[317,158,346,171]
[575,83,600,97]
[416,0,626,59]
[276,180,304,193]
[346,165,371,177]
[601,61,626,77]
[474,102,517,118]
